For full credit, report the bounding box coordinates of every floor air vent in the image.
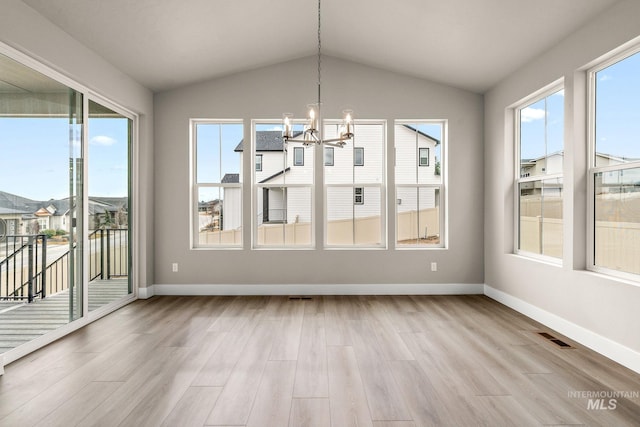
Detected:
[537,332,573,348]
[288,296,313,300]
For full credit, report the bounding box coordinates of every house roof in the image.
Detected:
[259,168,291,184]
[235,131,283,152]
[402,125,440,145]
[0,191,125,218]
[221,173,240,183]
[235,130,304,152]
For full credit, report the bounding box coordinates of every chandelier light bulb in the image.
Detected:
[308,107,317,131]
[283,114,293,139]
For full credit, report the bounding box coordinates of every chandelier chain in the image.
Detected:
[317,0,321,107]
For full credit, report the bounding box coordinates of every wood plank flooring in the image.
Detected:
[1,295,639,426]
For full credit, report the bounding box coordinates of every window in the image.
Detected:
[589,48,640,277]
[419,148,429,166]
[515,84,564,260]
[324,147,334,166]
[354,147,364,166]
[255,154,263,171]
[395,121,445,247]
[253,122,313,248]
[191,120,243,248]
[325,120,385,247]
[294,146,304,166]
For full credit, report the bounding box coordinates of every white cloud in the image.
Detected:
[521,107,546,122]
[90,135,117,146]
[553,89,565,97]
[599,74,612,82]
[267,126,283,131]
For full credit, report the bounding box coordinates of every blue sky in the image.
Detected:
[196,123,243,184]
[521,49,640,163]
[0,114,130,201]
[594,51,640,161]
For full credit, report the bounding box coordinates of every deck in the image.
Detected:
[0,279,129,354]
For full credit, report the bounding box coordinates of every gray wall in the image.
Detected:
[485,0,640,355]
[0,0,155,290]
[154,56,484,286]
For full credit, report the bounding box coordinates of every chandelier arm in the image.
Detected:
[322,140,348,148]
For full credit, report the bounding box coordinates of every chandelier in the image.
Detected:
[282,0,354,147]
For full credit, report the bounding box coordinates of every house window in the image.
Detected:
[324,147,334,166]
[354,147,364,166]
[294,147,304,166]
[515,83,564,260]
[395,121,445,247]
[354,187,364,205]
[325,120,385,247]
[589,47,640,277]
[419,148,429,166]
[253,121,313,248]
[255,154,262,171]
[191,120,243,248]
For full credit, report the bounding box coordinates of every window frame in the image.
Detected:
[190,119,243,249]
[354,147,364,166]
[587,45,640,282]
[324,119,386,249]
[293,146,304,166]
[252,119,314,249]
[418,147,429,166]
[324,146,334,166]
[513,80,564,263]
[394,120,447,249]
[354,187,364,205]
[255,153,263,171]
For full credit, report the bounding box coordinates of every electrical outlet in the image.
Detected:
[430,262,437,272]
[172,263,178,272]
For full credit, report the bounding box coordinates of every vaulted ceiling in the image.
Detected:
[22,0,619,93]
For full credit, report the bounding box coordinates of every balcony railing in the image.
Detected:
[0,228,128,303]
[0,234,47,302]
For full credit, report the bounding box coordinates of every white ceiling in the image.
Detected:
[22,0,619,94]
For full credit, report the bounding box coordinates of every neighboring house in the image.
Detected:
[233,131,313,226]
[520,150,564,178]
[520,151,564,198]
[227,127,440,228]
[520,151,640,197]
[595,153,640,193]
[0,190,127,235]
[394,125,441,217]
[219,174,242,230]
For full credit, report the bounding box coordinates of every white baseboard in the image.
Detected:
[146,283,484,296]
[484,285,640,375]
[138,286,154,299]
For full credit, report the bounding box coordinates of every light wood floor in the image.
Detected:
[1,295,639,426]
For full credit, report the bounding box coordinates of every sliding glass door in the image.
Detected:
[87,100,133,311]
[0,53,83,333]
[0,50,135,357]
